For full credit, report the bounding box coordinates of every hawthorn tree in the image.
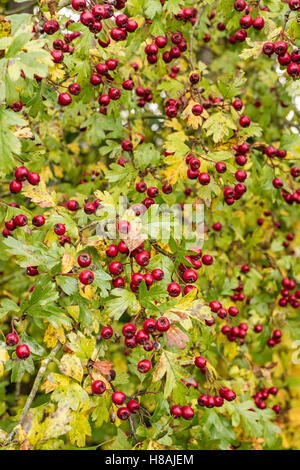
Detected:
[0,0,300,451]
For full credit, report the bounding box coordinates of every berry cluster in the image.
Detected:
[9,166,40,194]
[252,386,281,414]
[221,322,248,345]
[5,331,30,360]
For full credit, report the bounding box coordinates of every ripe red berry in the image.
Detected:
[84,202,96,214]
[127,400,140,413]
[273,177,283,189]
[192,104,203,116]
[136,251,150,267]
[6,332,19,346]
[44,20,59,35]
[15,166,29,182]
[156,317,170,332]
[101,326,113,339]
[239,115,251,127]
[71,0,86,11]
[58,92,72,106]
[112,391,126,405]
[252,16,264,30]
[122,140,133,152]
[27,172,40,185]
[122,323,136,338]
[263,42,275,56]
[106,244,118,257]
[202,254,213,265]
[143,318,156,333]
[68,83,81,95]
[10,180,22,193]
[234,0,246,11]
[181,405,194,420]
[198,172,210,185]
[16,344,30,360]
[112,277,125,288]
[170,405,182,418]
[109,261,123,275]
[117,407,130,420]
[32,215,45,227]
[79,270,94,285]
[167,282,181,297]
[137,359,151,373]
[92,380,106,394]
[195,356,207,368]
[274,41,288,56]
[77,253,92,267]
[152,269,164,281]
[287,62,300,77]
[233,98,243,111]
[189,73,199,84]
[54,223,66,235]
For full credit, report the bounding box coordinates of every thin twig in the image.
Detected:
[6,342,62,443]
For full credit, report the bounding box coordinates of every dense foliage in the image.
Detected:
[0,0,300,451]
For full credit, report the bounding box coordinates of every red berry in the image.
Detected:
[170,405,182,418]
[16,344,30,359]
[54,223,65,235]
[127,400,140,413]
[15,166,29,182]
[79,270,94,285]
[27,172,40,185]
[84,202,96,214]
[122,323,136,338]
[32,215,45,227]
[195,356,206,368]
[143,318,156,333]
[78,253,92,267]
[101,326,113,339]
[155,317,170,332]
[58,92,72,106]
[109,261,123,275]
[10,180,22,193]
[112,391,126,405]
[117,407,130,420]
[6,332,19,346]
[92,380,106,394]
[167,282,181,297]
[181,405,194,420]
[239,115,251,127]
[137,359,151,373]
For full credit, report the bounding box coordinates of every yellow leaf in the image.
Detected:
[69,412,91,447]
[0,16,11,39]
[0,362,4,378]
[147,439,165,450]
[62,252,76,274]
[53,165,63,178]
[41,372,70,393]
[13,126,34,139]
[22,180,56,208]
[59,354,83,383]
[0,347,9,362]
[79,283,96,300]
[67,142,80,154]
[44,323,65,348]
[224,340,238,361]
[161,157,187,185]
[49,64,65,81]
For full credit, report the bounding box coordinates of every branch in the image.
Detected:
[6,342,62,443]
[129,416,140,443]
